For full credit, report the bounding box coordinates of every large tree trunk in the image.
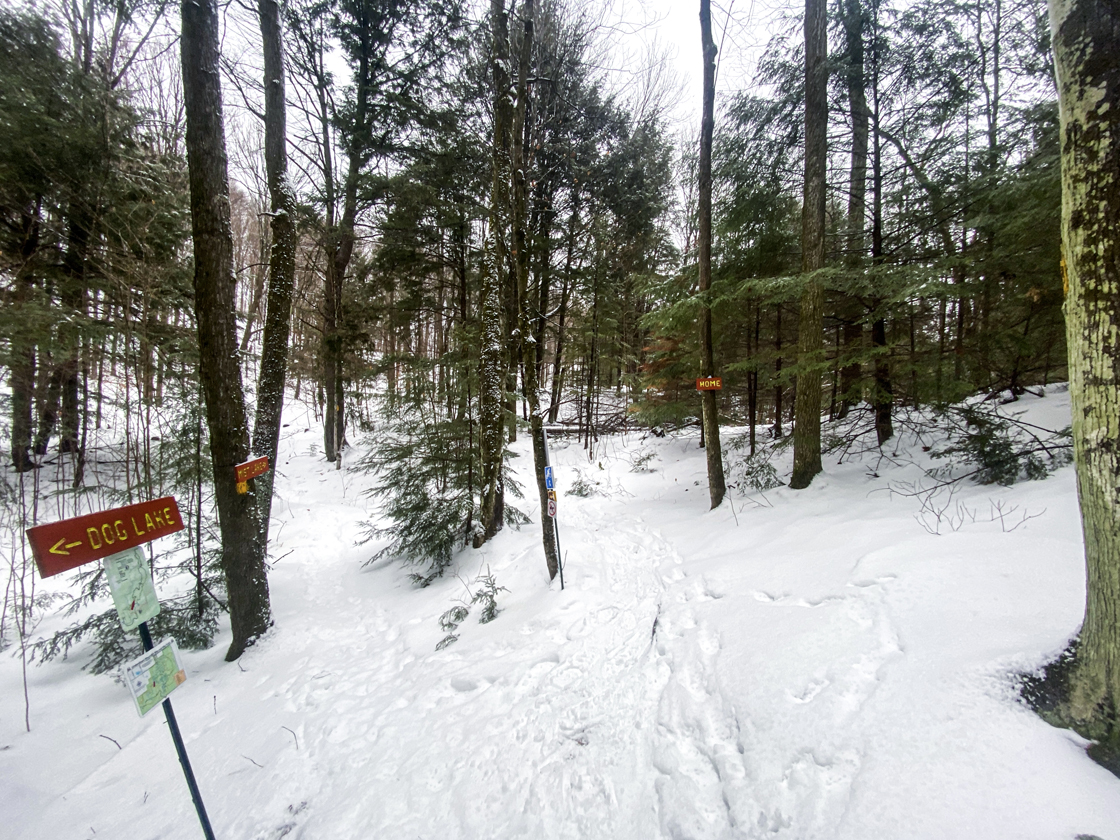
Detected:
[181,0,271,661]
[1048,0,1120,751]
[476,0,512,547]
[511,0,559,579]
[838,0,869,419]
[698,0,726,508]
[790,0,827,490]
[251,0,298,545]
[869,10,893,445]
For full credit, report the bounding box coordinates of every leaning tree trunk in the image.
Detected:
[1048,0,1120,750]
[251,0,298,545]
[698,0,726,508]
[790,0,828,490]
[181,0,271,661]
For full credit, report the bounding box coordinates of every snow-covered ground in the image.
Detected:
[4,389,1120,839]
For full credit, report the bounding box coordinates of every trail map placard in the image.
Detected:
[124,639,186,717]
[104,547,160,632]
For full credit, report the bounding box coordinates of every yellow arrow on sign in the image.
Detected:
[49,539,83,556]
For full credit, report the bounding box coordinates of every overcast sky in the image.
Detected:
[613,0,787,130]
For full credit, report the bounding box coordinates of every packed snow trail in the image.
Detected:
[244,507,678,839]
[5,391,1120,839]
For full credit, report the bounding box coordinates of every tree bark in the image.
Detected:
[476,0,512,546]
[869,11,893,445]
[790,0,827,490]
[252,0,298,546]
[548,198,578,424]
[181,0,271,661]
[698,0,726,508]
[511,0,559,578]
[774,304,783,438]
[838,0,869,419]
[1048,0,1120,745]
[10,202,41,472]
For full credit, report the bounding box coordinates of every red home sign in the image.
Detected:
[696,377,723,391]
[26,497,185,578]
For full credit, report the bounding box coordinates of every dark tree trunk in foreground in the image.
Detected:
[790,0,827,490]
[252,0,298,545]
[182,0,271,661]
[1045,0,1120,757]
[698,0,726,509]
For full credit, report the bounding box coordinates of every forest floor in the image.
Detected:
[4,387,1120,839]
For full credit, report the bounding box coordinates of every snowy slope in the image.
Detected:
[3,390,1119,839]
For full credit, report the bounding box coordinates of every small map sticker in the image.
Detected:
[104,547,160,632]
[124,639,186,717]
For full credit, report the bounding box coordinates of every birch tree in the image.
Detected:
[1046,0,1120,757]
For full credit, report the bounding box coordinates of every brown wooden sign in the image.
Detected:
[26,497,184,578]
[234,456,270,483]
[696,376,723,391]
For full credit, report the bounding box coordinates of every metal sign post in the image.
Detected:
[137,621,216,840]
[543,432,564,590]
[26,500,218,840]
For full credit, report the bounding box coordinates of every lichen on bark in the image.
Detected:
[1040,0,1120,762]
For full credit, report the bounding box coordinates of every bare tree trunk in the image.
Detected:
[10,206,41,472]
[748,302,759,455]
[181,0,271,661]
[548,199,578,424]
[511,0,559,578]
[870,7,893,445]
[476,0,512,546]
[838,0,869,419]
[698,0,726,508]
[1047,0,1120,753]
[251,0,298,546]
[32,365,62,456]
[790,0,827,490]
[774,304,783,438]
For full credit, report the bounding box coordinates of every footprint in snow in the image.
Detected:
[450,677,478,692]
